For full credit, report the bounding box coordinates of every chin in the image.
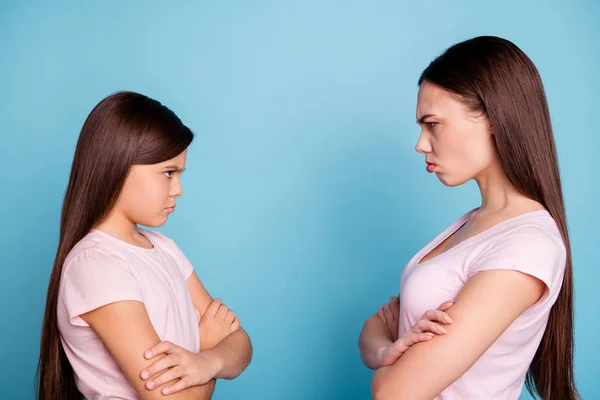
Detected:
[138,217,168,228]
[436,173,468,187]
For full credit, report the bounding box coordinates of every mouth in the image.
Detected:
[426,161,437,173]
[165,205,176,212]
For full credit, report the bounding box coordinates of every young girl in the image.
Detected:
[359,36,579,400]
[37,91,252,400]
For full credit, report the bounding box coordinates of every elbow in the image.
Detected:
[371,368,393,400]
[372,369,420,400]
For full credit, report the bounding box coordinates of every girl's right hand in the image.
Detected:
[375,300,454,368]
[198,299,240,351]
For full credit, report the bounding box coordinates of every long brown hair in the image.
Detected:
[36,91,194,400]
[419,36,578,400]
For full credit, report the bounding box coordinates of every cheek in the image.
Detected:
[466,134,496,169]
[121,176,168,213]
[140,178,172,209]
[438,132,493,183]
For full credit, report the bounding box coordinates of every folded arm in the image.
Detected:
[82,301,215,400]
[371,269,545,400]
[187,271,253,378]
[359,314,396,370]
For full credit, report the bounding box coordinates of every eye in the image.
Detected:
[163,171,174,178]
[426,122,438,128]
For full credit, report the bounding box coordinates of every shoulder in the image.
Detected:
[61,234,136,286]
[65,234,129,270]
[492,211,566,257]
[469,211,566,290]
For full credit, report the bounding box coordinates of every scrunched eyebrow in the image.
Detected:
[416,113,437,124]
[163,165,186,172]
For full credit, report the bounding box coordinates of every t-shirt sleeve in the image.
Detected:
[150,231,195,279]
[467,225,566,301]
[62,248,145,327]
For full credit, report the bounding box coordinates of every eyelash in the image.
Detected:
[426,122,438,128]
[163,171,175,178]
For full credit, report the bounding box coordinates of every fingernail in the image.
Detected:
[440,327,448,334]
[445,315,453,323]
[145,351,152,359]
[141,371,149,379]
[147,381,155,389]
[164,388,170,394]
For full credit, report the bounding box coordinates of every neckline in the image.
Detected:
[90,228,157,253]
[415,208,550,267]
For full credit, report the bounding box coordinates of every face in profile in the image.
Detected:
[415,81,497,187]
[115,150,187,227]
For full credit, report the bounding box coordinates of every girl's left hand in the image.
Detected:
[140,341,221,395]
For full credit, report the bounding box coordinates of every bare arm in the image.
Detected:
[187,271,253,378]
[361,296,452,370]
[186,271,213,317]
[371,269,545,400]
[359,314,396,370]
[81,301,214,400]
[202,328,253,379]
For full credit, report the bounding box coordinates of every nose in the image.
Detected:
[415,130,432,154]
[171,177,183,198]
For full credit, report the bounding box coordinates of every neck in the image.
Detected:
[474,160,525,215]
[94,209,141,243]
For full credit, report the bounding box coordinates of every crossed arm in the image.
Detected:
[361,269,545,400]
[81,271,252,400]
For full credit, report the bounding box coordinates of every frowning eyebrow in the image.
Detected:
[416,114,437,124]
[163,165,186,172]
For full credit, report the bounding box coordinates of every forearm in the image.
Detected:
[179,379,216,400]
[372,367,410,400]
[204,329,252,380]
[359,315,394,369]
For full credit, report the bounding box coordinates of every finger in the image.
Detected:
[225,309,235,324]
[231,316,241,331]
[144,341,174,360]
[163,376,193,395]
[141,354,180,381]
[382,336,422,366]
[405,332,435,346]
[423,309,453,324]
[382,303,394,323]
[216,303,229,320]
[395,332,435,356]
[205,299,222,317]
[377,307,387,324]
[390,296,399,319]
[382,345,404,366]
[416,319,447,334]
[146,365,184,390]
[438,300,455,312]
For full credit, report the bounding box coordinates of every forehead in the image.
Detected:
[416,81,464,118]
[158,149,187,167]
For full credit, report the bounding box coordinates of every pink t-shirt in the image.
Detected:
[398,209,566,400]
[57,229,200,400]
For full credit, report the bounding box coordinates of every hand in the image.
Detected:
[199,299,240,350]
[141,341,221,395]
[375,300,454,368]
[377,296,400,341]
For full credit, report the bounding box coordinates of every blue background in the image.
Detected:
[1,1,598,399]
